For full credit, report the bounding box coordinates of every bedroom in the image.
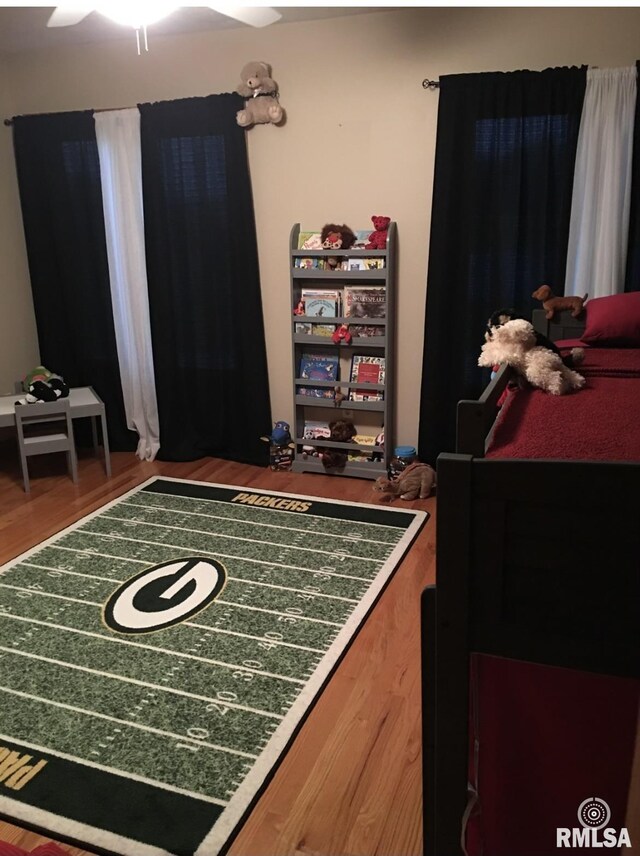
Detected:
[0,5,639,856]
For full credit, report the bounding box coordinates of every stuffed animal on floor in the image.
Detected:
[236,61,284,128]
[486,307,584,368]
[374,462,436,502]
[478,318,585,395]
[365,215,391,250]
[320,419,357,469]
[531,284,587,319]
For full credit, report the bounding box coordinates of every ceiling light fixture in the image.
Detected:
[95,2,178,52]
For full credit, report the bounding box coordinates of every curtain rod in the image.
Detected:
[422,79,440,90]
[4,105,135,126]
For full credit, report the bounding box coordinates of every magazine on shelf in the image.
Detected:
[301,289,341,318]
[349,355,385,402]
[343,286,386,319]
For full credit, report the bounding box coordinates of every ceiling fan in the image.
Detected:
[47,4,282,50]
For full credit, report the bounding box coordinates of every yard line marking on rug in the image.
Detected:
[0,686,259,759]
[0,647,285,719]
[0,597,309,683]
[0,731,228,808]
[137,488,404,533]
[121,499,395,545]
[0,613,299,718]
[68,529,381,580]
[17,560,361,604]
[45,545,373,583]
[91,515,388,564]
[213,599,342,625]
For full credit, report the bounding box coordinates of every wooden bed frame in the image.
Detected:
[422,309,640,855]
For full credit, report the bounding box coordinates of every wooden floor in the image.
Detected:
[0,439,436,856]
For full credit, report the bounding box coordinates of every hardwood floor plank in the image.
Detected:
[0,447,435,856]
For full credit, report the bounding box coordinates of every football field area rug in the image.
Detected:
[0,477,428,856]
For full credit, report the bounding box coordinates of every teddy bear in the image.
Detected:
[320,420,357,469]
[478,318,585,395]
[365,215,391,250]
[321,223,357,269]
[236,61,284,128]
[531,284,588,320]
[374,462,436,502]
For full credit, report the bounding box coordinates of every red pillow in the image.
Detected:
[581,292,640,345]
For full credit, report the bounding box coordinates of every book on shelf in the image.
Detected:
[301,289,341,318]
[343,286,386,319]
[297,352,339,399]
[295,322,336,337]
[348,433,378,461]
[297,231,323,250]
[350,324,383,339]
[339,258,386,271]
[349,355,385,401]
[302,420,331,440]
[295,257,328,270]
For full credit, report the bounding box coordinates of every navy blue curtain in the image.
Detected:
[624,60,640,292]
[418,67,587,464]
[139,94,271,464]
[12,111,135,451]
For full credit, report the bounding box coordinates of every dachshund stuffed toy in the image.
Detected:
[479,318,585,395]
[531,284,587,320]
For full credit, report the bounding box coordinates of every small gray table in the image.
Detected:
[0,386,111,477]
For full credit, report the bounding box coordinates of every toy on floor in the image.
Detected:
[478,318,585,395]
[365,215,391,250]
[531,284,587,319]
[374,461,436,501]
[236,61,284,128]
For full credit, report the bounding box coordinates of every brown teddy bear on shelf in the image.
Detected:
[321,420,357,469]
[321,223,357,269]
[365,215,391,250]
[374,462,436,502]
[236,61,284,128]
[531,284,587,320]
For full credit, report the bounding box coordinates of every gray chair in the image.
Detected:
[14,398,78,493]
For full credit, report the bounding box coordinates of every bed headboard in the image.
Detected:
[532,308,586,341]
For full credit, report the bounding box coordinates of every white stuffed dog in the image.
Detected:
[478,318,585,395]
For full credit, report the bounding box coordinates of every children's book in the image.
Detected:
[297,352,339,399]
[349,355,385,401]
[301,289,341,318]
[303,420,331,440]
[350,324,383,339]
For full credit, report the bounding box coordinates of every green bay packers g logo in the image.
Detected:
[103,557,227,634]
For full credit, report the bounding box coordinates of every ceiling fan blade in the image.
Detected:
[208,5,281,27]
[47,6,94,27]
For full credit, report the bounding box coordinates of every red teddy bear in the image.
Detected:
[365,215,391,250]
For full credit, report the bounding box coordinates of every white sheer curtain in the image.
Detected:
[565,66,637,298]
[95,108,160,461]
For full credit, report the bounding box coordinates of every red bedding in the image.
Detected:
[556,343,640,377]
[487,376,640,461]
